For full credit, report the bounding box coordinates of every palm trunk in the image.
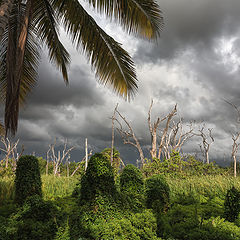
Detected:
[5,0,32,136]
[0,0,14,41]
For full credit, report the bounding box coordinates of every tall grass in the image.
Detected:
[0,175,79,204]
[1,174,240,204]
[0,176,15,204]
[42,175,79,200]
[166,175,240,200]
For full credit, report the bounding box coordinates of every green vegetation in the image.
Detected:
[1,153,240,239]
[15,155,42,205]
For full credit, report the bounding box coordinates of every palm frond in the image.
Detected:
[84,0,163,39]
[53,0,137,99]
[1,1,39,136]
[33,0,70,83]
[0,24,40,105]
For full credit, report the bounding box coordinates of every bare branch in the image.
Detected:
[115,108,145,166]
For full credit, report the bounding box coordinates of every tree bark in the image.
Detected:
[5,0,32,136]
[0,0,14,41]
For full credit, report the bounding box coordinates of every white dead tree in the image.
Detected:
[224,100,240,177]
[71,150,93,176]
[194,125,214,164]
[163,119,194,159]
[231,132,240,178]
[157,104,177,159]
[148,100,172,159]
[0,137,22,171]
[85,138,88,171]
[115,108,145,166]
[110,104,118,165]
[47,139,74,176]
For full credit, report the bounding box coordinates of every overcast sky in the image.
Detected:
[7,0,240,165]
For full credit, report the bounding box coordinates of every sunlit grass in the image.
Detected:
[1,174,240,204]
[0,176,15,204]
[0,175,79,204]
[166,175,240,200]
[41,175,79,201]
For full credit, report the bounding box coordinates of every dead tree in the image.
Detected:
[193,126,214,164]
[85,138,88,171]
[0,137,21,171]
[110,104,118,165]
[157,104,177,159]
[148,100,171,159]
[115,108,145,166]
[47,139,74,176]
[225,100,240,177]
[164,119,194,159]
[71,150,93,176]
[231,132,240,177]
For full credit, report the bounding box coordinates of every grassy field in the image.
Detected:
[0,175,79,204]
[1,174,239,204]
[167,175,240,200]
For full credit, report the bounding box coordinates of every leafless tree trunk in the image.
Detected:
[110,104,118,165]
[194,126,214,164]
[164,119,194,158]
[157,104,177,159]
[231,133,240,177]
[0,137,21,171]
[71,150,92,177]
[224,100,240,177]
[85,138,88,171]
[47,139,74,176]
[46,148,50,175]
[115,108,145,166]
[148,100,168,159]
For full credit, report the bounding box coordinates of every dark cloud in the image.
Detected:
[10,0,240,164]
[135,0,240,63]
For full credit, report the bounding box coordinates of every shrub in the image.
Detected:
[15,155,42,205]
[101,147,122,175]
[80,153,116,202]
[120,164,144,195]
[145,174,170,212]
[8,195,58,240]
[224,186,240,222]
[69,209,159,240]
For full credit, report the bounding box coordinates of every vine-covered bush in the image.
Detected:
[7,195,58,240]
[224,186,240,222]
[69,208,159,240]
[145,174,170,212]
[80,153,116,202]
[142,153,225,177]
[15,155,42,205]
[120,164,144,194]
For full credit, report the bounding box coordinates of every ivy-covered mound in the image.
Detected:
[15,155,42,205]
[69,154,163,240]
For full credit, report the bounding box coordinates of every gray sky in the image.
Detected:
[7,0,240,165]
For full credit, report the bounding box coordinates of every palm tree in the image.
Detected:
[0,0,163,136]
[0,0,14,42]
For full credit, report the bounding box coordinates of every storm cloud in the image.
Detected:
[7,0,240,165]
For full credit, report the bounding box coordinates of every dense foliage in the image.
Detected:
[224,186,240,222]
[79,153,116,202]
[120,164,144,194]
[142,152,226,177]
[145,174,170,212]
[15,155,42,205]
[2,152,240,239]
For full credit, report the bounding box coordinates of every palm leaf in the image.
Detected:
[53,0,137,99]
[0,1,40,135]
[33,0,70,83]
[84,0,163,39]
